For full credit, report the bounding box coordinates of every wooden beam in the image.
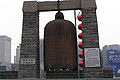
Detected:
[37,1,81,12]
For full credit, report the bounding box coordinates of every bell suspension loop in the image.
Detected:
[55,0,64,19]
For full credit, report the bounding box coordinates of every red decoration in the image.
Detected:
[78,61,84,67]
[78,33,83,39]
[77,15,82,21]
[78,24,82,30]
[78,42,82,48]
[78,52,83,58]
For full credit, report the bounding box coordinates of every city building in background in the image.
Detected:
[0,66,6,71]
[40,39,44,69]
[14,45,20,64]
[13,45,21,71]
[101,44,120,77]
[14,56,17,64]
[11,63,19,71]
[40,39,45,78]
[0,36,11,71]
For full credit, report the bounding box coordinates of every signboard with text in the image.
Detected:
[108,50,120,76]
[20,58,35,64]
[84,48,100,67]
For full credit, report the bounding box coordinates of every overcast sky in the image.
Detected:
[0,0,120,63]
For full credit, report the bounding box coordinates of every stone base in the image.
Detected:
[46,71,78,79]
[79,68,103,78]
[102,69,113,78]
[0,71,18,79]
[79,68,113,78]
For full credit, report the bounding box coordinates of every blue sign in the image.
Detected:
[107,50,120,75]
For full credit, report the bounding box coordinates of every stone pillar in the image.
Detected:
[80,0,102,78]
[18,1,40,78]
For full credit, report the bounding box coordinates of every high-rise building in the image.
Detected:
[15,45,20,64]
[101,44,120,69]
[101,45,120,77]
[14,56,17,64]
[0,36,11,71]
[13,45,20,71]
[40,39,44,69]
[39,39,45,78]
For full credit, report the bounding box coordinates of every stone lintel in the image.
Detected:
[22,0,97,12]
[37,1,81,11]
